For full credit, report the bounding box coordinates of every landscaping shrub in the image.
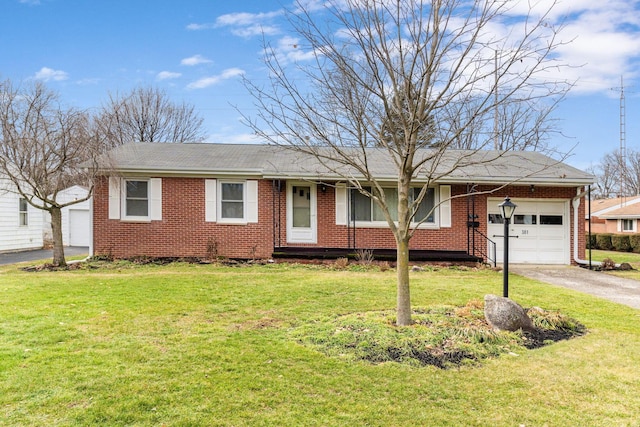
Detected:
[596,234,613,251]
[612,234,632,252]
[586,233,597,249]
[630,235,640,253]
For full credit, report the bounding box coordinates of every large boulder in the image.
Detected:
[484,294,535,332]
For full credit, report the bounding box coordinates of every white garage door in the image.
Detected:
[69,209,90,247]
[487,199,569,264]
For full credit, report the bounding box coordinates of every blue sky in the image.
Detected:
[2,0,640,171]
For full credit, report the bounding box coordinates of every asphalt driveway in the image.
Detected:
[0,247,89,265]
[511,264,640,310]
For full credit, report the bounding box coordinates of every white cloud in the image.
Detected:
[500,0,640,94]
[181,55,213,66]
[187,68,245,89]
[186,23,216,31]
[156,71,182,81]
[215,10,283,37]
[33,67,69,82]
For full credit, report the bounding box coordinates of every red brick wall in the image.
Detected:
[93,176,586,262]
[93,177,274,259]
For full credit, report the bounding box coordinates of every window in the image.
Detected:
[292,185,311,227]
[351,188,372,221]
[413,188,435,223]
[350,186,435,224]
[540,215,563,225]
[125,180,149,218]
[109,177,161,221]
[488,213,503,224]
[19,198,28,226]
[514,214,537,225]
[205,179,258,224]
[220,182,244,219]
[622,219,634,232]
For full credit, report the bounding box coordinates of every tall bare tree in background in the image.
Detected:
[589,149,640,198]
[98,86,206,147]
[243,0,571,325]
[0,80,103,266]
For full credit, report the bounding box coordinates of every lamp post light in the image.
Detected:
[498,196,517,298]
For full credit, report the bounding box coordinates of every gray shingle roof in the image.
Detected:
[99,142,594,186]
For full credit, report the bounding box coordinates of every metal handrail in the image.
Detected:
[472,228,496,267]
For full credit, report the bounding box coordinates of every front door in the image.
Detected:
[287,182,317,243]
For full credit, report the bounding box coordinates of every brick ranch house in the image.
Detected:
[586,196,640,234]
[91,143,594,265]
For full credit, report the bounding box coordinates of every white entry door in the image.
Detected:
[487,198,569,264]
[286,182,317,243]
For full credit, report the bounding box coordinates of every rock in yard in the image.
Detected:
[484,294,535,332]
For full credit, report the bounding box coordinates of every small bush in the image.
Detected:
[612,235,632,252]
[355,248,375,265]
[334,257,349,269]
[379,261,391,272]
[630,235,640,253]
[586,233,597,249]
[596,234,613,251]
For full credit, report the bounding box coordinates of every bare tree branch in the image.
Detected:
[97,86,206,147]
[241,0,572,325]
[0,79,105,266]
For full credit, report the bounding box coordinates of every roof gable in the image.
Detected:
[591,196,640,216]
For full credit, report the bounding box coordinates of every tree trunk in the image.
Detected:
[50,207,66,267]
[396,237,411,326]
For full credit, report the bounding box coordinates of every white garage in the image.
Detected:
[43,186,91,247]
[487,198,570,264]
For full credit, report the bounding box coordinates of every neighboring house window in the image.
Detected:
[350,187,435,224]
[622,219,634,232]
[125,180,149,218]
[19,198,28,226]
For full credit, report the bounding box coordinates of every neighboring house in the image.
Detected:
[42,185,91,247]
[0,178,44,253]
[587,196,640,234]
[92,143,594,265]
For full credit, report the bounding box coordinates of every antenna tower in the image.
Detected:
[619,76,626,201]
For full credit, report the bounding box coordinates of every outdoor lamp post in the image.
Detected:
[498,196,517,298]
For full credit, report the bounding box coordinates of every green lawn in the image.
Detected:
[1,260,639,426]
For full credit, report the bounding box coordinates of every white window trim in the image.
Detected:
[210,179,259,225]
[121,178,152,222]
[344,185,443,229]
[110,177,162,222]
[18,198,28,227]
[621,218,636,233]
[218,180,246,224]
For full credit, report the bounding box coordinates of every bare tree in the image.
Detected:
[587,151,620,199]
[242,0,571,325]
[98,86,206,147]
[591,148,640,198]
[0,80,103,266]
